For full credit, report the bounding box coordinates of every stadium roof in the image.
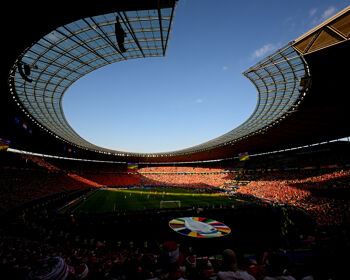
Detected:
[8,3,177,154]
[1,3,350,162]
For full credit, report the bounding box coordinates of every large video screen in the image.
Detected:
[127,163,138,170]
[0,138,10,152]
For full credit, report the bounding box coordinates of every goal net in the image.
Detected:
[160,200,181,209]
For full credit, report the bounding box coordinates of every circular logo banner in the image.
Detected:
[169,217,231,238]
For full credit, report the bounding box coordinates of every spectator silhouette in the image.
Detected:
[217,249,256,280]
[263,253,296,280]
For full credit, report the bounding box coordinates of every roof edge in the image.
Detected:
[294,5,350,43]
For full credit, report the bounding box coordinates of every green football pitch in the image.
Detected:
[67,187,245,213]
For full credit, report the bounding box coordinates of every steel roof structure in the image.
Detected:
[1,2,350,163]
[8,5,176,155]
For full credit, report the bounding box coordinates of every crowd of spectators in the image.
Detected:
[139,167,226,173]
[0,161,239,211]
[1,153,350,227]
[1,152,350,279]
[140,172,235,189]
[82,173,140,187]
[80,166,237,189]
[0,169,96,211]
[138,167,236,189]
[2,229,338,280]
[235,169,350,226]
[0,154,140,211]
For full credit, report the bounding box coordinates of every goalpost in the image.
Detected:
[160,200,181,209]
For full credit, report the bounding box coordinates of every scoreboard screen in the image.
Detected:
[238,152,250,161]
[0,138,10,152]
[127,163,138,170]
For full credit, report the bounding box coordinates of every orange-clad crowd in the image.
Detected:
[139,166,235,188]
[235,170,350,226]
[1,153,349,227]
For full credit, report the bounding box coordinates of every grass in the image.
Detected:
[70,187,243,213]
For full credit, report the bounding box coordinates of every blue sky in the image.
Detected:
[63,0,349,153]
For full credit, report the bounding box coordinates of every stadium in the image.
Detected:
[0,1,349,279]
